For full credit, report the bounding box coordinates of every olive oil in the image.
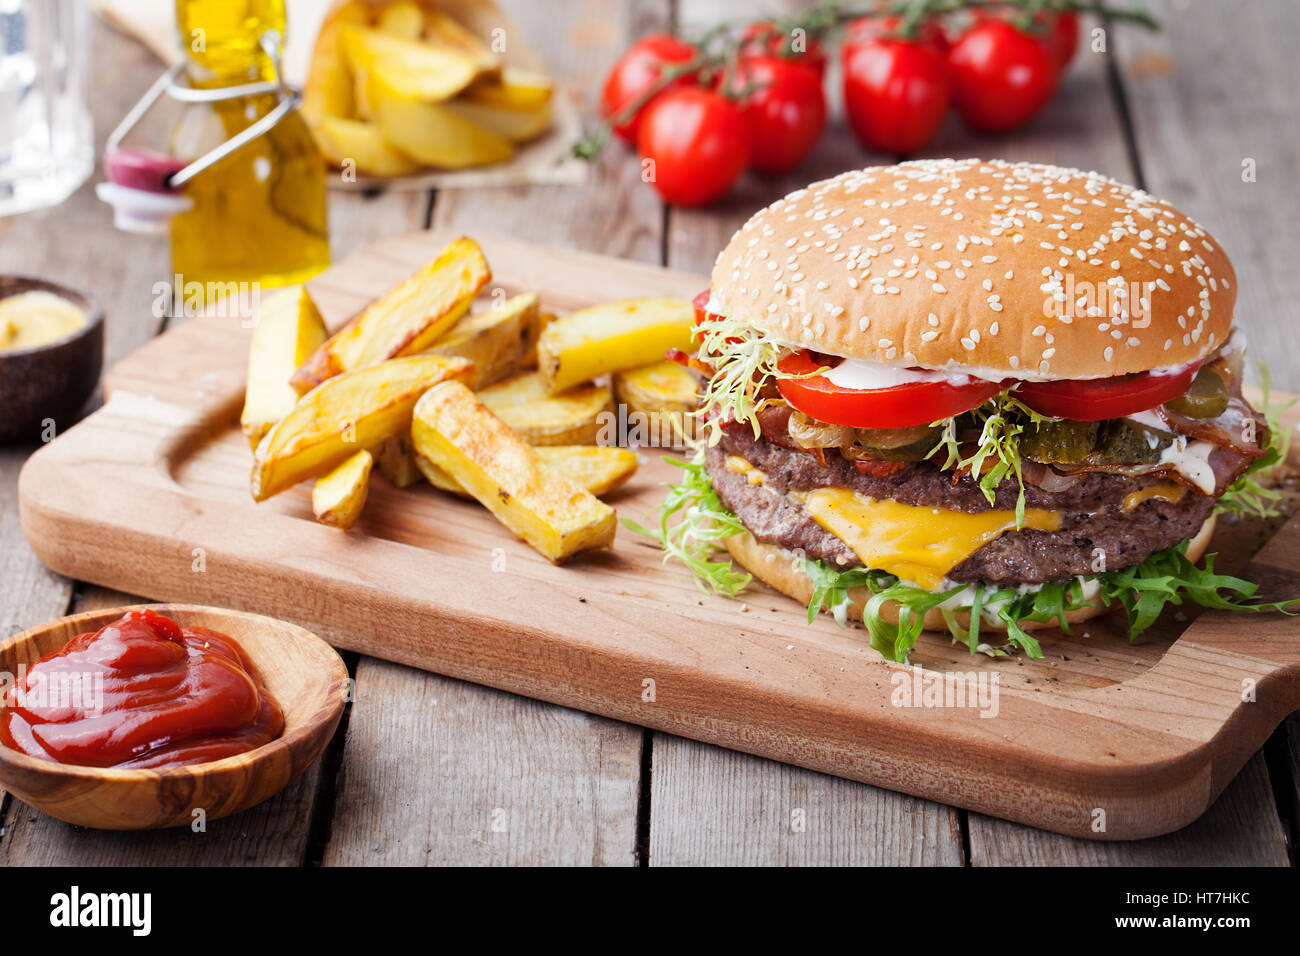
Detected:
[168,0,329,288]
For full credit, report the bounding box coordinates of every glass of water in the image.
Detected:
[0,0,92,217]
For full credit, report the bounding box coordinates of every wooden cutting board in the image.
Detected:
[18,231,1300,840]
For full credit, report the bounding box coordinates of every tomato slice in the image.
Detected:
[775,351,1004,428]
[1015,363,1199,421]
[692,289,714,328]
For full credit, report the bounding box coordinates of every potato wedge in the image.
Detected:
[419,444,637,499]
[477,371,613,445]
[419,7,501,74]
[464,67,554,112]
[427,292,541,387]
[376,1,423,39]
[537,297,695,394]
[302,0,368,122]
[411,382,616,562]
[613,360,700,447]
[292,236,490,393]
[367,71,514,169]
[253,354,473,501]
[241,286,328,449]
[444,99,551,143]
[376,433,423,488]
[313,116,419,178]
[342,25,484,102]
[313,450,373,530]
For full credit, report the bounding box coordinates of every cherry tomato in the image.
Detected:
[719,55,826,175]
[844,13,949,55]
[1036,11,1080,69]
[740,20,827,78]
[974,8,1080,70]
[637,88,750,207]
[948,19,1060,133]
[1015,364,1201,421]
[601,34,698,143]
[776,351,1005,428]
[842,32,951,155]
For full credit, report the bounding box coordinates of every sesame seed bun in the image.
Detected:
[721,516,1216,636]
[709,159,1236,381]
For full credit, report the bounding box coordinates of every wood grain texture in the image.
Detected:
[969,753,1288,866]
[651,0,966,867]
[318,0,668,866]
[0,604,347,830]
[323,660,640,866]
[649,733,964,866]
[19,233,1300,841]
[1117,0,1300,393]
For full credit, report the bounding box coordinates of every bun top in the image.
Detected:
[709,159,1236,380]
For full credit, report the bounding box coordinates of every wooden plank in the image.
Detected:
[649,733,963,866]
[1117,0,1300,392]
[970,752,1288,865]
[0,20,167,830]
[430,0,666,261]
[20,232,1300,843]
[323,660,640,865]
[0,19,426,862]
[649,0,964,865]
[319,0,664,865]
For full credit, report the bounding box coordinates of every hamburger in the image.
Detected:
[654,159,1295,661]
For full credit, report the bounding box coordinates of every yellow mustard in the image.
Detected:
[0,291,88,352]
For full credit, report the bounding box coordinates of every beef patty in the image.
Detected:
[704,431,1216,585]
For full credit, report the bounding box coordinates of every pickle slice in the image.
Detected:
[1164,366,1229,419]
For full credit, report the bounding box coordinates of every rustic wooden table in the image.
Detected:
[1,0,1296,866]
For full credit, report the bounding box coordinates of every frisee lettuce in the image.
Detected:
[631,473,1299,663]
[800,538,1298,663]
[621,453,751,596]
[1217,364,1294,519]
[930,392,1053,527]
[691,314,796,445]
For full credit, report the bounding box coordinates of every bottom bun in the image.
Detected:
[723,515,1217,634]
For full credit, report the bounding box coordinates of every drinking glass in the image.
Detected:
[0,0,93,216]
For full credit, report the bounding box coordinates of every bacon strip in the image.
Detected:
[1156,396,1269,460]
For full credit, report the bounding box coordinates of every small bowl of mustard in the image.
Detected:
[0,275,103,442]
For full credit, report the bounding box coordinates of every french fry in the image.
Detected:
[537,297,695,394]
[444,99,551,143]
[313,115,419,178]
[302,0,368,122]
[291,236,490,394]
[241,286,328,449]
[613,360,700,447]
[312,449,373,530]
[253,354,473,501]
[376,433,423,488]
[418,444,638,499]
[342,25,484,102]
[427,292,541,387]
[477,371,613,445]
[411,382,616,562]
[464,67,554,112]
[366,70,514,169]
[418,7,501,74]
[376,0,423,39]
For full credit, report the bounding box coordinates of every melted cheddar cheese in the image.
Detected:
[795,488,1063,591]
[1122,482,1186,512]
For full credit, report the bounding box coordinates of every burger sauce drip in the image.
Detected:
[0,609,284,770]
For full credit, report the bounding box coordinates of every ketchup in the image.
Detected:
[0,609,283,769]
